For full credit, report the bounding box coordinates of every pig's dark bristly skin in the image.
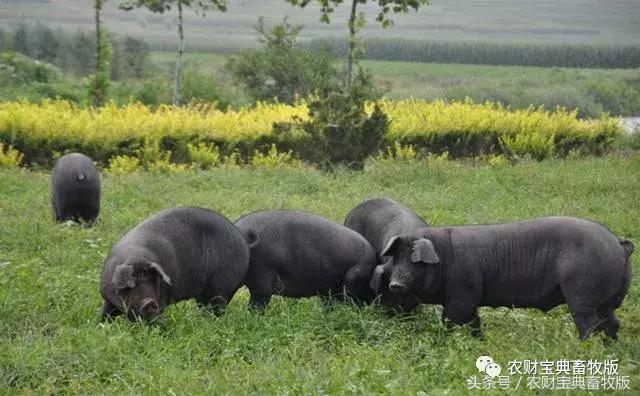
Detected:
[235,210,378,311]
[51,153,100,225]
[100,207,250,321]
[382,217,634,340]
[344,197,429,313]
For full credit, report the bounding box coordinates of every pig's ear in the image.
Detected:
[245,230,260,249]
[381,236,401,257]
[411,239,439,264]
[112,264,135,289]
[369,263,389,291]
[149,262,172,286]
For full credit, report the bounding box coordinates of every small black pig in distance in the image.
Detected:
[51,153,100,224]
[235,210,378,311]
[345,197,428,312]
[382,217,634,340]
[100,207,249,321]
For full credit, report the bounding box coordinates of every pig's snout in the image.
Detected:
[139,298,159,317]
[389,281,408,294]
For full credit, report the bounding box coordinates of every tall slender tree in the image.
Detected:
[90,0,112,106]
[286,0,428,91]
[120,0,227,105]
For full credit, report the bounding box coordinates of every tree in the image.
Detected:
[226,18,338,104]
[120,0,227,105]
[285,0,428,91]
[33,22,60,64]
[121,36,151,79]
[12,22,31,57]
[71,31,96,75]
[89,0,112,106]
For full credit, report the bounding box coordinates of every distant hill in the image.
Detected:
[1,0,639,52]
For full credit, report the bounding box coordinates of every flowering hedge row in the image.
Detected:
[0,98,622,167]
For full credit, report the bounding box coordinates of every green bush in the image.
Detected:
[181,68,231,110]
[0,52,61,85]
[0,80,84,103]
[284,69,389,170]
[586,77,640,116]
[227,18,338,104]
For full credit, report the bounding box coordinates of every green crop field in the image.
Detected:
[1,156,639,393]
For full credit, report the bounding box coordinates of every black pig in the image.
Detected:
[51,153,100,224]
[345,197,428,312]
[235,210,377,311]
[383,217,634,340]
[100,207,249,321]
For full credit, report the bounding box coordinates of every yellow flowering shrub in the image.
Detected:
[0,143,23,168]
[251,144,303,169]
[107,155,140,175]
[0,98,622,167]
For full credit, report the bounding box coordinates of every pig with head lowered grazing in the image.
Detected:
[100,207,249,321]
[344,197,428,313]
[235,209,378,311]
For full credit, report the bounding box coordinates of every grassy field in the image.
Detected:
[1,156,639,393]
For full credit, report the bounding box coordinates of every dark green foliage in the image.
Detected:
[33,23,60,64]
[310,38,640,69]
[226,18,339,104]
[279,68,388,170]
[5,22,151,80]
[70,31,96,76]
[111,36,152,80]
[285,0,429,26]
[12,23,31,57]
[119,0,227,14]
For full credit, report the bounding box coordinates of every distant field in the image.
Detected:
[1,0,639,51]
[153,51,640,81]
[150,51,640,116]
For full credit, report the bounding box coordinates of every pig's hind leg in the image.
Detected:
[561,282,605,340]
[596,307,620,340]
[198,272,249,316]
[243,263,277,312]
[343,261,376,303]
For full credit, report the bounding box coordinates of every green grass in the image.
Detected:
[1,156,639,393]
